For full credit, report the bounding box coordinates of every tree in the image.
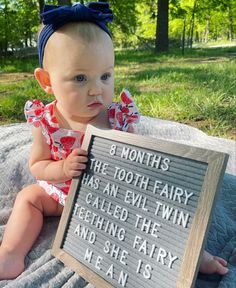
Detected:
[227,0,234,40]
[1,0,10,55]
[108,0,139,47]
[135,1,157,48]
[188,0,197,48]
[219,0,234,41]
[0,0,39,56]
[1,0,236,56]
[155,0,169,53]
[37,0,44,14]
[171,0,236,45]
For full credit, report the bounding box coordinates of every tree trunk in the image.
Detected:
[189,0,197,48]
[155,0,169,53]
[38,0,44,14]
[3,0,9,56]
[58,0,72,5]
[227,1,233,41]
[181,16,186,55]
[215,26,218,41]
[204,17,210,43]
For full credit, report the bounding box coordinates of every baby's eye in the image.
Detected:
[101,73,111,81]
[75,74,87,82]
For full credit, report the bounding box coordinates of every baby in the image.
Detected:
[0,1,228,281]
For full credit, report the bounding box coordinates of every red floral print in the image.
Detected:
[24,89,140,206]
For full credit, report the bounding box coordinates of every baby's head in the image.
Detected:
[37,2,113,69]
[42,21,114,72]
[35,2,115,121]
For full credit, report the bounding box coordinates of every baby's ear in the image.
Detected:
[34,68,53,94]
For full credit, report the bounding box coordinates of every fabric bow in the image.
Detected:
[38,2,113,67]
[41,2,113,28]
[108,89,140,132]
[24,100,45,127]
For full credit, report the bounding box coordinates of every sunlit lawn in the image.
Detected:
[0,46,236,139]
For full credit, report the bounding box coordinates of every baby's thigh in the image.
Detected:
[16,184,63,216]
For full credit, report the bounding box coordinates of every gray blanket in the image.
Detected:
[0,117,235,288]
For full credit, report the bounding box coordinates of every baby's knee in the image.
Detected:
[15,184,44,208]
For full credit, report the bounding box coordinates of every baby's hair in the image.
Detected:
[40,22,111,69]
[59,22,108,43]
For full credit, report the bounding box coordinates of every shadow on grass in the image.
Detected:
[115,46,236,64]
[115,64,236,126]
[132,65,235,97]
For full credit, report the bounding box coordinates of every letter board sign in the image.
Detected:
[52,125,228,288]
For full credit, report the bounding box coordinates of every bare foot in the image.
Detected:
[200,251,228,275]
[0,247,25,280]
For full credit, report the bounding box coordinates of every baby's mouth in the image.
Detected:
[87,101,103,108]
[87,96,104,108]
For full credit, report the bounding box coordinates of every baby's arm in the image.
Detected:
[29,126,87,182]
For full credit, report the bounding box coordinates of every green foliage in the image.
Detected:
[109,0,139,48]
[0,0,39,55]
[136,2,156,43]
[170,0,236,45]
[0,0,236,52]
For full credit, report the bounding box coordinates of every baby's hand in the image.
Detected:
[63,148,88,179]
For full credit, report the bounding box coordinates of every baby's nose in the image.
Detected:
[88,80,102,96]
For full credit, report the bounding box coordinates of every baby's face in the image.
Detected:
[45,31,114,123]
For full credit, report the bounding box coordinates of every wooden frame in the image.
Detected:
[52,125,228,288]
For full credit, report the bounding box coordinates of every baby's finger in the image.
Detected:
[71,162,87,171]
[71,155,88,164]
[127,124,134,133]
[77,155,88,163]
[70,170,84,177]
[72,148,88,156]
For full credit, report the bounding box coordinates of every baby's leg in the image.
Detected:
[199,250,228,275]
[0,184,63,280]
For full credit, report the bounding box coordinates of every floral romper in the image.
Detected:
[24,89,140,206]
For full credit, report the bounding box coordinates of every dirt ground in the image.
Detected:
[0,72,33,83]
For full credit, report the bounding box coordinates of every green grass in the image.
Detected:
[0,56,38,73]
[0,79,54,123]
[0,47,236,139]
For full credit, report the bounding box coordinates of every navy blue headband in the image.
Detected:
[38,2,113,68]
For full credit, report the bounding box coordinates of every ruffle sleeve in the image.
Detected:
[24,100,45,127]
[24,100,51,144]
[108,89,140,131]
